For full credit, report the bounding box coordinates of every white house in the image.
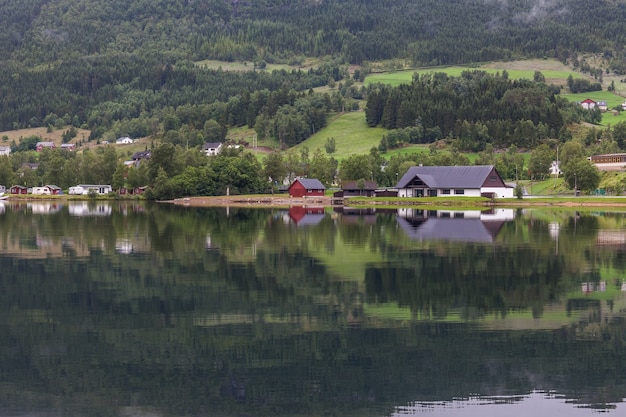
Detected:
[550,160,562,175]
[68,184,113,195]
[395,165,514,199]
[579,98,597,110]
[0,146,11,156]
[202,142,223,156]
[116,136,134,145]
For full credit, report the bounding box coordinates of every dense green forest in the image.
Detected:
[2,0,626,135]
[5,0,626,196]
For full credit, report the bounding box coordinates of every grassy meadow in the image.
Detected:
[292,111,386,160]
[560,91,626,125]
[366,65,586,87]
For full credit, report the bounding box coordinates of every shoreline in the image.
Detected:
[7,194,626,209]
[167,195,626,208]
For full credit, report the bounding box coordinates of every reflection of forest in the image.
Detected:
[0,205,625,414]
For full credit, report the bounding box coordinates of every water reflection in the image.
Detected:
[0,203,625,415]
[396,208,514,242]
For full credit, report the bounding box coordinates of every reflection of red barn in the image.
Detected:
[288,206,326,226]
[10,185,28,194]
[288,178,326,198]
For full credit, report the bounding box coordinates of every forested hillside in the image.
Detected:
[3,0,626,198]
[2,0,626,136]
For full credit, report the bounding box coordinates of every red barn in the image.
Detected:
[288,178,326,198]
[10,185,28,194]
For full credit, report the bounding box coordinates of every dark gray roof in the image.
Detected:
[396,216,500,243]
[295,178,326,190]
[396,165,495,189]
[341,180,377,191]
[293,214,326,226]
[202,142,222,150]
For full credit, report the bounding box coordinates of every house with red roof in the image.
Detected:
[579,98,597,110]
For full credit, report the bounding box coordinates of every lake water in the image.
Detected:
[1,201,626,416]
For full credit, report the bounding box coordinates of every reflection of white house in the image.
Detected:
[28,202,62,214]
[115,239,133,254]
[68,202,112,217]
[116,136,134,145]
[396,208,513,243]
[202,142,223,156]
[68,184,112,195]
[396,165,513,198]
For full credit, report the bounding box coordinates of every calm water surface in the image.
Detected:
[0,201,625,416]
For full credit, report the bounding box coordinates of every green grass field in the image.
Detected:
[292,111,386,160]
[366,66,585,87]
[560,91,626,125]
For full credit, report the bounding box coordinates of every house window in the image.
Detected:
[441,189,451,195]
[454,189,465,195]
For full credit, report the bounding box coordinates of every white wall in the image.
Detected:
[482,187,514,198]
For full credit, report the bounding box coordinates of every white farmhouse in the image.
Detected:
[395,165,514,199]
[116,136,134,145]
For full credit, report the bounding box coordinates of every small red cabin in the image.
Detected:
[288,178,326,198]
[10,185,28,194]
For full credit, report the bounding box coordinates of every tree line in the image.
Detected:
[366,71,579,152]
[2,0,626,148]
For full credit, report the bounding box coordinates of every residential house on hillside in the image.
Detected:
[60,143,76,151]
[116,136,134,145]
[0,146,11,156]
[579,98,597,110]
[202,142,223,156]
[597,101,608,111]
[288,178,326,198]
[550,160,562,175]
[396,165,513,199]
[589,153,626,171]
[125,150,151,167]
[36,142,56,151]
